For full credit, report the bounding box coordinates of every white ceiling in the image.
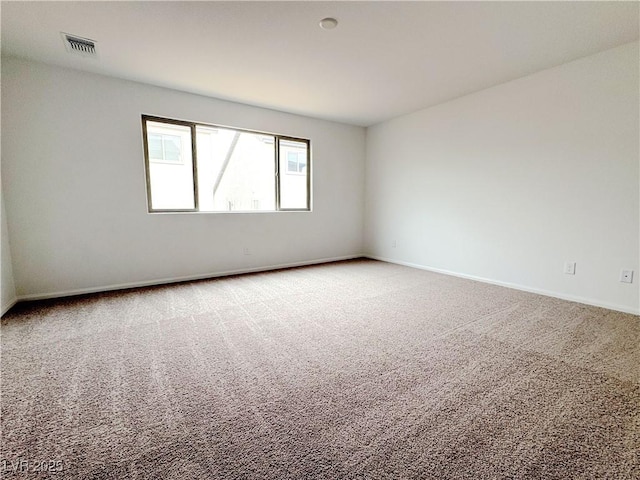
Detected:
[2,1,638,126]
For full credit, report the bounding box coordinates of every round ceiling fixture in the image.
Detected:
[319,17,338,30]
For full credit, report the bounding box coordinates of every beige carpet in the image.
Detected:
[1,259,638,479]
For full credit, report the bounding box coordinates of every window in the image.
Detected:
[278,139,310,209]
[148,133,183,164]
[286,151,306,174]
[143,120,195,210]
[142,116,310,212]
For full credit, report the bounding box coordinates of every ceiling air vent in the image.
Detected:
[61,33,97,58]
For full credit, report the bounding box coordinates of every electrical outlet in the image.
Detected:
[564,262,576,275]
[392,240,397,248]
[620,269,634,283]
[243,247,250,256]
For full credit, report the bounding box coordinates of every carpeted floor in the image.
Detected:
[1,259,638,479]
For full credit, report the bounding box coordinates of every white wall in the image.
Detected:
[3,44,639,314]
[1,193,17,314]
[1,57,365,299]
[365,42,639,314]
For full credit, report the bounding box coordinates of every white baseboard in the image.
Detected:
[9,254,638,316]
[1,296,18,317]
[366,255,640,316]
[14,254,364,304]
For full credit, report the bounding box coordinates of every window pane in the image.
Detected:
[162,135,182,163]
[196,126,275,212]
[287,152,298,173]
[148,134,163,160]
[146,121,194,210]
[279,139,309,209]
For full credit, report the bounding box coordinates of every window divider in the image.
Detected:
[275,136,281,210]
[190,123,200,211]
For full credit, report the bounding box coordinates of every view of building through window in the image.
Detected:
[148,133,182,164]
[143,117,310,212]
[196,127,275,211]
